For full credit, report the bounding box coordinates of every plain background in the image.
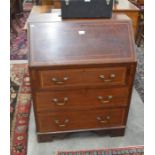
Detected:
[0,0,154,154]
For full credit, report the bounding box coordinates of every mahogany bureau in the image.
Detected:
[28,14,137,142]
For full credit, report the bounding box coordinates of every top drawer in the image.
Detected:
[31,67,128,90]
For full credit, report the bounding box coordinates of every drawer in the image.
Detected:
[37,108,125,132]
[83,67,127,86]
[38,69,84,89]
[37,67,127,89]
[35,87,129,112]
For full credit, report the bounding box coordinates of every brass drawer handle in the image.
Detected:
[97,95,113,103]
[54,119,69,127]
[51,77,69,84]
[96,116,111,124]
[52,97,68,106]
[99,74,116,82]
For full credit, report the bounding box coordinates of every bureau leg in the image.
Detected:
[93,130,109,136]
[37,128,126,142]
[37,133,68,142]
[38,134,53,142]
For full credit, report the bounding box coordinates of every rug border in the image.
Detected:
[10,64,27,149]
[55,145,144,154]
[10,63,31,155]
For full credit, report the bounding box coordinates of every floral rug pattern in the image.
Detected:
[57,146,144,155]
[10,1,33,60]
[10,81,20,126]
[10,64,26,127]
[10,12,30,60]
[10,64,31,155]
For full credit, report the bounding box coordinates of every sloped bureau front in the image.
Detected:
[28,14,137,142]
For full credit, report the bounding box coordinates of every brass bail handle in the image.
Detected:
[52,97,68,106]
[99,73,116,82]
[55,119,69,127]
[96,116,111,124]
[51,77,69,84]
[97,95,113,103]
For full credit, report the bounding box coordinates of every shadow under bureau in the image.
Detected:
[28,14,137,142]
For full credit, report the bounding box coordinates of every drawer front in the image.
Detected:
[37,108,125,132]
[37,67,127,89]
[83,67,127,85]
[38,69,84,89]
[35,87,129,112]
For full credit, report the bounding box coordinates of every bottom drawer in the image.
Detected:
[37,108,125,132]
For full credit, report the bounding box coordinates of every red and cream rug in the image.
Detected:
[56,146,144,155]
[10,64,31,155]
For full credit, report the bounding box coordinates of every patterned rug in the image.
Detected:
[10,64,31,155]
[23,2,33,12]
[10,2,33,60]
[56,146,144,155]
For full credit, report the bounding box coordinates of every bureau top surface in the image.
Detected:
[28,14,136,67]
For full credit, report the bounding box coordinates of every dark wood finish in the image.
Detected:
[28,14,137,142]
[28,16,136,67]
[37,108,125,132]
[37,127,125,142]
[37,67,127,89]
[30,63,134,90]
[35,87,129,112]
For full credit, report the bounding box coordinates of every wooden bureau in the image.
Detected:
[28,14,137,142]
